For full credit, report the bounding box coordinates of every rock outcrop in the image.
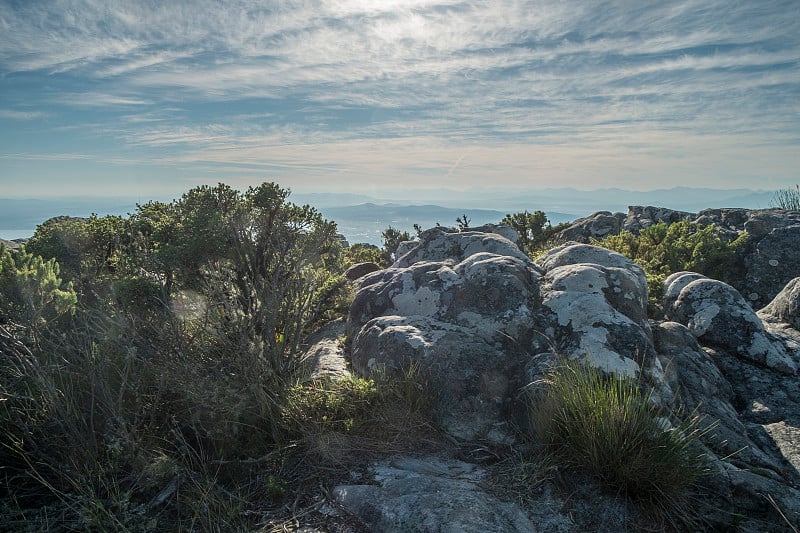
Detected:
[331,222,800,532]
[557,206,800,309]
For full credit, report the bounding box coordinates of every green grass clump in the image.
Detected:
[530,357,712,527]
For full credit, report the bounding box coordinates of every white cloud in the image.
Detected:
[0,109,46,120]
[0,0,798,192]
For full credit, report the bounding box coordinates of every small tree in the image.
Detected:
[502,210,549,252]
[381,226,413,266]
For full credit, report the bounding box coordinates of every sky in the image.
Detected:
[0,0,799,199]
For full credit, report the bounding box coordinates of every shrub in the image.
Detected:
[771,184,800,210]
[593,220,747,309]
[530,357,712,527]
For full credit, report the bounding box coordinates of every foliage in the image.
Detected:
[501,210,568,254]
[380,225,413,266]
[0,244,77,337]
[455,213,471,230]
[0,182,373,531]
[593,220,747,306]
[771,184,800,210]
[343,242,383,268]
[530,357,713,528]
[26,215,127,288]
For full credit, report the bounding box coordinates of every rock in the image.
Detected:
[744,225,800,309]
[555,206,800,309]
[759,277,800,330]
[555,211,624,243]
[332,457,567,533]
[347,229,541,443]
[0,238,21,250]
[622,206,693,233]
[301,319,351,380]
[393,226,534,269]
[652,323,792,475]
[536,244,665,390]
[664,275,798,374]
[344,262,381,281]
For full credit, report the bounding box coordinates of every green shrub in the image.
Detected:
[593,220,747,309]
[530,357,712,527]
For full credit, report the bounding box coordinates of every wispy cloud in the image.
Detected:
[0,109,46,120]
[0,0,798,194]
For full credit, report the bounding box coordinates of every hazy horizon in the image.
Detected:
[0,184,781,245]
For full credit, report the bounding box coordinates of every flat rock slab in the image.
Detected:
[332,457,567,532]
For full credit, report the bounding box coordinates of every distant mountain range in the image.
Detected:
[0,187,781,245]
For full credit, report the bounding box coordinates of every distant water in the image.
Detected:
[0,229,34,241]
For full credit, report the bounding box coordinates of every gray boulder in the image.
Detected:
[622,206,693,233]
[347,229,541,443]
[743,225,800,308]
[393,226,532,269]
[536,244,667,396]
[555,211,624,243]
[759,277,800,330]
[664,275,797,374]
[301,319,350,381]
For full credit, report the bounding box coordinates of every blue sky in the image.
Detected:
[1,0,798,199]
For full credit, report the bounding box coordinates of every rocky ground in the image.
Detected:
[302,208,800,532]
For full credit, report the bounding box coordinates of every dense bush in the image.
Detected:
[501,210,569,255]
[0,182,415,531]
[593,220,747,308]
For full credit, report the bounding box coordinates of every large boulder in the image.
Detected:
[393,226,531,268]
[535,243,671,403]
[347,229,541,442]
[555,211,624,243]
[744,226,800,308]
[663,275,798,374]
[622,206,693,233]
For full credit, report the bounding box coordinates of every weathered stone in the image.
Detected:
[394,226,533,269]
[623,206,693,233]
[537,244,654,375]
[301,319,351,381]
[759,277,800,330]
[744,225,800,308]
[664,276,798,374]
[556,211,624,243]
[333,457,568,533]
[344,262,381,281]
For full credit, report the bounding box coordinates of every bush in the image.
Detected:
[771,184,800,210]
[530,357,712,527]
[593,220,747,309]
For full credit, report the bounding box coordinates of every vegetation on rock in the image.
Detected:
[592,219,748,310]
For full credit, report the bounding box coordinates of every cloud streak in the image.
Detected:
[0,0,798,195]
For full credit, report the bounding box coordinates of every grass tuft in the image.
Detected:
[529,356,714,529]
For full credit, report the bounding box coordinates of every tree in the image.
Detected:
[380,226,413,266]
[501,210,550,252]
[455,214,471,231]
